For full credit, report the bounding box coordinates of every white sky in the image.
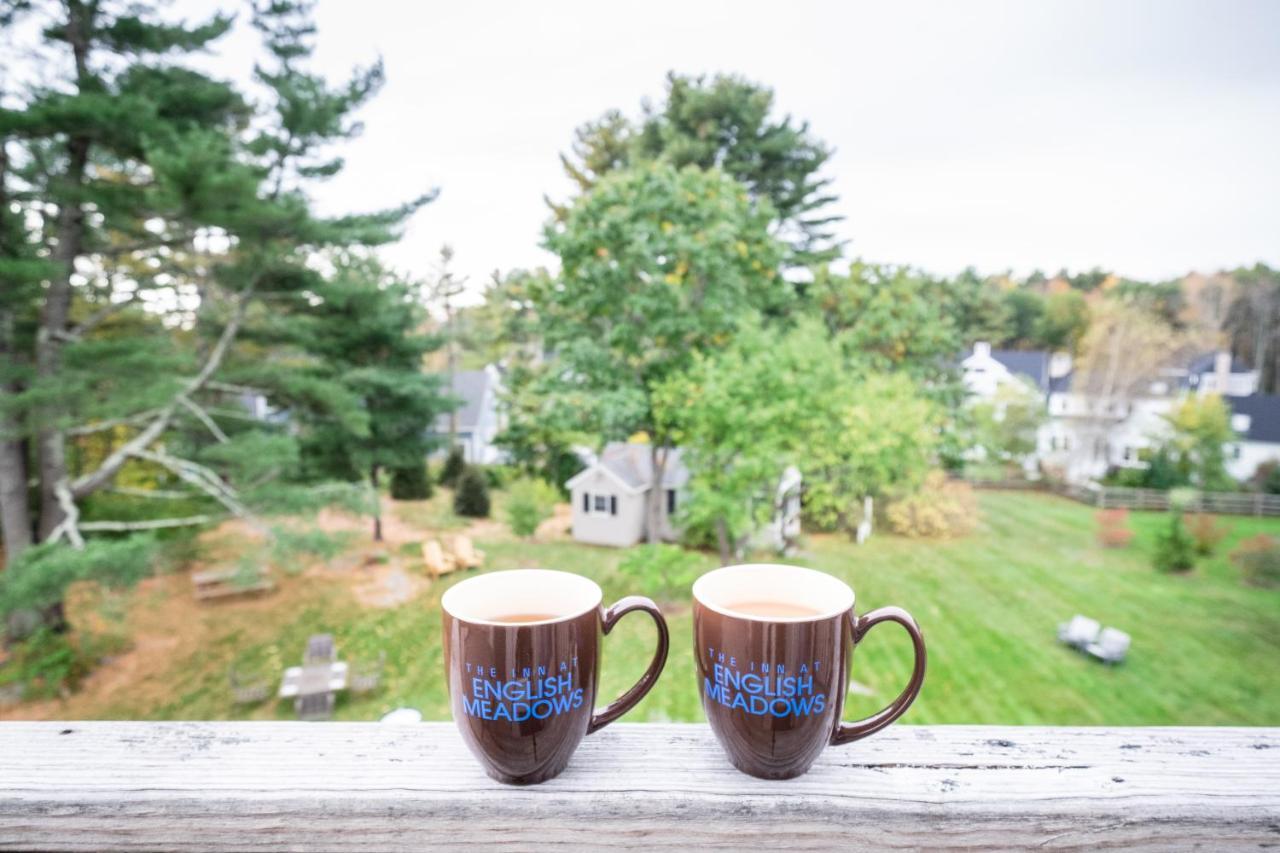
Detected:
[53,1,1280,294]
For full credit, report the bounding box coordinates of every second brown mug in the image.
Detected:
[693,563,926,779]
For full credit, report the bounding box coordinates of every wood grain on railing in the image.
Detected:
[1,722,1277,850]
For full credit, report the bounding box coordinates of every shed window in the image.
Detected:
[593,495,609,513]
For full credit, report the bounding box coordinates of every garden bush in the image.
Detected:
[1231,534,1280,588]
[1183,512,1230,556]
[505,478,559,538]
[1153,513,1196,573]
[1095,508,1134,548]
[885,472,978,538]
[389,463,432,500]
[439,446,466,487]
[482,464,517,490]
[453,467,491,518]
[0,535,160,624]
[618,543,703,603]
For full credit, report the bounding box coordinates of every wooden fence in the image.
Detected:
[1,722,1277,850]
[966,478,1280,517]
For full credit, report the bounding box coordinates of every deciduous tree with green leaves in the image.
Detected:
[1157,394,1238,492]
[538,162,786,540]
[803,373,943,536]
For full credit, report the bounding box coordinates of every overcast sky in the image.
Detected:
[114,1,1280,293]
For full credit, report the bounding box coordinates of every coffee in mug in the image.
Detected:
[693,563,925,779]
[442,569,669,784]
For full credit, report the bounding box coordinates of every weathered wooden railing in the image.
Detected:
[1,722,1277,850]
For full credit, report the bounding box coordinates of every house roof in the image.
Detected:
[433,369,494,432]
[989,349,1051,392]
[1188,351,1252,376]
[1228,394,1280,444]
[565,442,690,492]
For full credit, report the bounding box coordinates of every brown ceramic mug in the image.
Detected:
[693,563,926,779]
[442,569,669,784]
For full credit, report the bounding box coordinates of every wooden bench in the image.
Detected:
[0,722,1276,850]
[191,566,275,601]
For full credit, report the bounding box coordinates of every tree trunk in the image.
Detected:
[370,465,383,542]
[0,144,32,565]
[0,406,31,565]
[35,5,93,541]
[645,444,668,544]
[714,517,733,566]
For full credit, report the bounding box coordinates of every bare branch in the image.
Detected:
[70,285,255,500]
[107,486,200,500]
[79,515,219,532]
[129,448,255,526]
[66,409,162,437]
[179,396,229,443]
[205,380,268,396]
[66,294,137,340]
[47,479,84,549]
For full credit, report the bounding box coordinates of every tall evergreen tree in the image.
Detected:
[557,72,840,267]
[0,0,433,569]
[267,253,449,541]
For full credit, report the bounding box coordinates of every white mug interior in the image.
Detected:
[692,563,854,622]
[442,569,603,626]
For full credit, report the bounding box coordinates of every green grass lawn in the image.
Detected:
[34,491,1280,725]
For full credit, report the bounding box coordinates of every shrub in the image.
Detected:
[1152,513,1196,573]
[389,463,432,500]
[1096,508,1134,548]
[0,535,160,623]
[0,629,91,699]
[618,543,703,603]
[1252,460,1280,495]
[482,464,517,490]
[453,467,491,518]
[1232,534,1280,588]
[1183,512,1230,556]
[505,478,559,538]
[884,472,978,538]
[439,446,466,487]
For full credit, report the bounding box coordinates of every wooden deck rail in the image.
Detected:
[1,722,1277,850]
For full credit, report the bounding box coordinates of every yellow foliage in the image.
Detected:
[885,472,978,538]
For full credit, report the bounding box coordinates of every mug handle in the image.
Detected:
[588,596,670,734]
[831,606,927,746]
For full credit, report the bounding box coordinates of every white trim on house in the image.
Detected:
[564,463,645,496]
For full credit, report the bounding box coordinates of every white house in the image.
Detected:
[962,341,1277,483]
[431,364,507,464]
[565,443,689,547]
[1225,394,1280,481]
[565,443,803,551]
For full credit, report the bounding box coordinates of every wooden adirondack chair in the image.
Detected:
[422,539,457,579]
[451,535,485,570]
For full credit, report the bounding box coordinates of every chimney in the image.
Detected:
[1214,350,1231,394]
[974,341,991,358]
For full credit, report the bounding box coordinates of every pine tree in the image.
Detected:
[0,0,432,613]
[265,253,449,540]
[453,467,491,518]
[557,73,840,267]
[390,464,432,501]
[439,445,466,487]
